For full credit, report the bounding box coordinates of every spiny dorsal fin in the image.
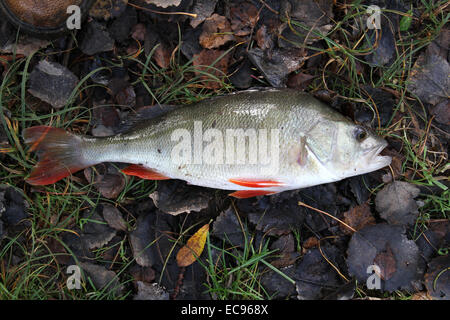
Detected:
[117,104,182,133]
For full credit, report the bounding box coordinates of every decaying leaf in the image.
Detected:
[28,60,79,109]
[407,28,450,106]
[341,203,376,235]
[149,180,212,216]
[347,224,425,292]
[229,2,259,37]
[375,181,420,226]
[193,49,230,89]
[424,255,450,300]
[199,14,234,49]
[190,0,218,28]
[247,47,306,87]
[373,244,397,280]
[212,207,247,247]
[84,163,126,199]
[176,223,209,267]
[79,262,123,296]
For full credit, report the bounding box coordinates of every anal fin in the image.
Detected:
[121,164,170,180]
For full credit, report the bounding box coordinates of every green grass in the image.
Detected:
[1,1,449,300]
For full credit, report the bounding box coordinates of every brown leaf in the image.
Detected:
[199,14,234,49]
[176,224,209,267]
[193,49,230,89]
[154,44,171,69]
[84,164,125,199]
[373,244,397,280]
[287,72,315,90]
[255,25,273,51]
[131,23,146,41]
[302,236,319,250]
[230,2,259,37]
[341,203,376,235]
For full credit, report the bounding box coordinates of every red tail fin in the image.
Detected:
[23,126,92,185]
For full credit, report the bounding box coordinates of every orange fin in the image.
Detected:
[23,126,92,185]
[229,178,285,188]
[229,190,276,199]
[121,164,170,180]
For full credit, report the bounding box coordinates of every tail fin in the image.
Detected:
[23,126,92,185]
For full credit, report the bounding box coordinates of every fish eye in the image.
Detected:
[354,127,368,142]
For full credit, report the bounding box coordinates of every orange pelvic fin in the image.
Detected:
[121,164,170,180]
[23,126,90,185]
[229,190,276,199]
[229,178,285,188]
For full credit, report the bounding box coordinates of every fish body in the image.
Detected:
[24,89,392,198]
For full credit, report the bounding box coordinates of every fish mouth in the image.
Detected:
[365,140,392,168]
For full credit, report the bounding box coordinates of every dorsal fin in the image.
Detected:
[117,104,182,133]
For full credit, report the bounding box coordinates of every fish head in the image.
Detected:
[327,122,392,179]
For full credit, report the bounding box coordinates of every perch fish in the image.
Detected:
[23,89,392,198]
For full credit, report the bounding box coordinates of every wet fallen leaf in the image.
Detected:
[373,244,397,280]
[129,264,156,283]
[199,14,234,49]
[287,72,315,90]
[270,233,299,268]
[84,163,126,199]
[302,237,319,250]
[153,43,171,69]
[247,192,305,236]
[230,2,259,37]
[407,37,450,105]
[193,49,230,89]
[260,265,296,299]
[424,255,450,300]
[278,0,334,47]
[176,223,209,267]
[131,23,146,41]
[149,180,212,216]
[129,212,158,267]
[347,224,425,292]
[80,211,116,250]
[0,186,29,226]
[190,0,218,28]
[375,181,420,226]
[80,21,115,56]
[28,61,79,109]
[430,99,450,125]
[212,207,247,247]
[102,203,127,231]
[416,229,441,263]
[247,47,306,87]
[109,7,138,43]
[229,59,253,89]
[79,261,123,296]
[255,25,274,51]
[341,203,376,235]
[295,246,344,300]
